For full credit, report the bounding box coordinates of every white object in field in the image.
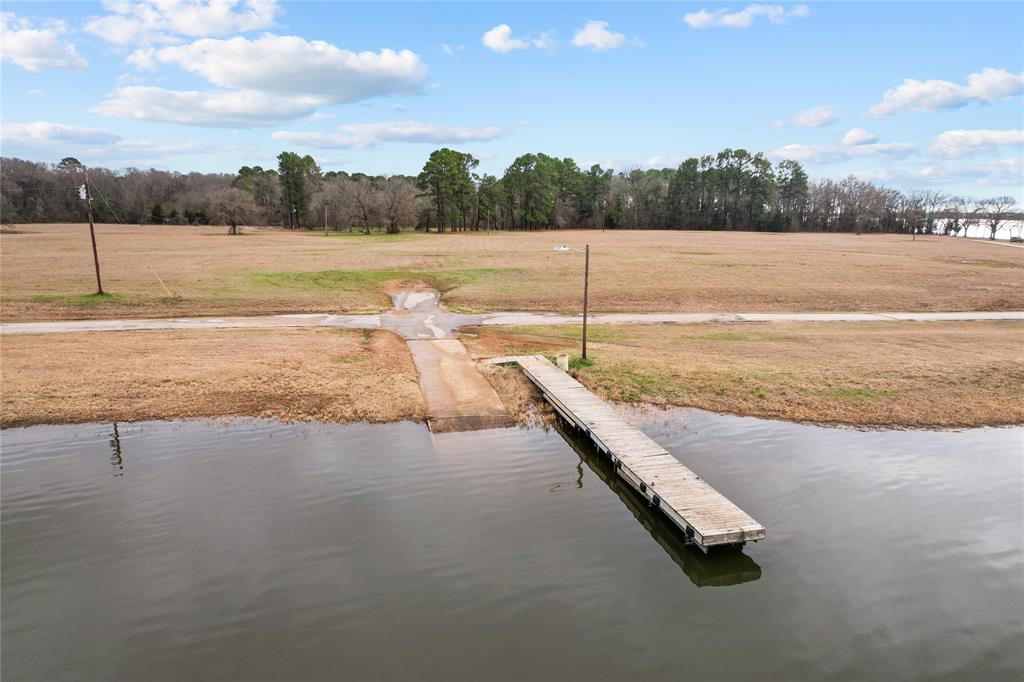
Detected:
[557,354,569,371]
[553,244,570,252]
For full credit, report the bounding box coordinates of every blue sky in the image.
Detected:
[2,1,1022,200]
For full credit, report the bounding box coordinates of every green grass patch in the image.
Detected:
[31,292,131,307]
[688,332,750,342]
[569,356,594,370]
[543,354,594,370]
[586,362,686,403]
[615,371,677,402]
[316,229,419,242]
[248,267,518,293]
[816,388,895,400]
[518,325,620,344]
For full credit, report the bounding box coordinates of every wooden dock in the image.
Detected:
[490,355,765,550]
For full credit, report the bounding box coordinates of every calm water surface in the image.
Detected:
[2,412,1022,680]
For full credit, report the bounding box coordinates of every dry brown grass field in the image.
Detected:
[0,328,424,428]
[2,224,1022,321]
[464,321,1024,428]
[3,225,1021,429]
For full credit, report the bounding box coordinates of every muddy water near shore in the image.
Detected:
[2,414,1021,680]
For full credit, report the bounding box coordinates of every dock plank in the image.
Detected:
[509,355,765,549]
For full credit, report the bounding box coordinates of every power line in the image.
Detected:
[88,182,174,297]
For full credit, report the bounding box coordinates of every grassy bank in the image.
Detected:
[463,321,1024,428]
[0,328,425,428]
[2,320,1020,430]
[3,225,1022,321]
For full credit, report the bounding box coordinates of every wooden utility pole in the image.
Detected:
[83,171,104,295]
[324,204,328,234]
[582,243,590,360]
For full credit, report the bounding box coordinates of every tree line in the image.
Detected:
[1,149,1018,238]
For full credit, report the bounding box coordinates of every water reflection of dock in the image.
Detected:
[554,419,762,587]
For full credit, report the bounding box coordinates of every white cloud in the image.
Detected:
[482,24,528,53]
[841,127,878,146]
[1,121,121,146]
[101,35,428,126]
[342,121,503,144]
[135,35,427,102]
[919,158,1022,187]
[772,105,839,128]
[125,47,158,70]
[272,121,505,149]
[847,168,898,183]
[769,141,915,164]
[107,139,225,158]
[0,12,87,71]
[684,4,810,29]
[0,121,228,162]
[26,89,43,96]
[440,43,454,56]
[531,31,556,50]
[929,129,1024,158]
[643,155,688,169]
[93,86,321,126]
[84,0,279,45]
[481,24,553,53]
[271,131,363,149]
[869,67,1024,117]
[571,20,640,51]
[851,157,1024,188]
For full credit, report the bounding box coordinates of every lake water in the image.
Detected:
[954,219,1023,241]
[2,413,1022,680]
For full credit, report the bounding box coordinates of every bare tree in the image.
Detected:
[209,188,257,235]
[381,176,417,233]
[941,195,974,237]
[348,176,383,234]
[917,190,948,236]
[905,191,934,239]
[979,196,1017,240]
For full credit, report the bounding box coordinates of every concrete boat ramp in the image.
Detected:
[382,290,515,433]
[406,339,515,433]
[486,354,766,551]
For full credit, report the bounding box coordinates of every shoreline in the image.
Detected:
[3,353,1020,432]
[3,320,1021,431]
[4,398,1021,433]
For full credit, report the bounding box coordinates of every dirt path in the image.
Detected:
[964,238,1024,250]
[3,309,1022,335]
